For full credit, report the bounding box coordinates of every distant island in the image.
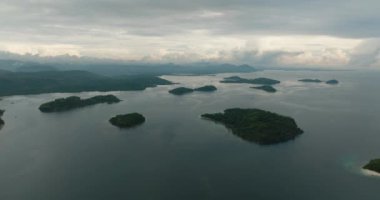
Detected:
[298,79,323,83]
[0,70,172,97]
[363,159,380,174]
[298,78,339,85]
[109,113,146,128]
[194,85,217,92]
[221,76,280,85]
[326,79,339,84]
[0,109,4,127]
[39,95,121,113]
[169,85,217,95]
[169,87,195,95]
[251,85,277,93]
[202,108,303,145]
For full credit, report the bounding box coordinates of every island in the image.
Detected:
[251,85,277,93]
[39,95,121,113]
[169,87,194,95]
[221,76,280,85]
[202,108,303,145]
[298,79,323,83]
[0,109,4,127]
[363,159,380,174]
[109,113,146,128]
[169,85,218,95]
[326,79,339,84]
[194,85,217,92]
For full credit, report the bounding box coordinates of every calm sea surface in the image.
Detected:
[0,70,379,200]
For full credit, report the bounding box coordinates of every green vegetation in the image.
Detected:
[0,70,172,97]
[326,79,339,84]
[298,79,323,83]
[202,108,303,145]
[109,113,146,128]
[363,159,380,174]
[169,85,217,95]
[221,76,280,85]
[39,95,121,113]
[194,85,217,92]
[251,85,277,93]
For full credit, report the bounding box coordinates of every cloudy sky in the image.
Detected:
[0,0,379,68]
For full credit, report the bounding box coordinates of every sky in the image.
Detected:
[0,0,379,68]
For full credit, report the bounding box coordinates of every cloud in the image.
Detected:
[0,0,379,68]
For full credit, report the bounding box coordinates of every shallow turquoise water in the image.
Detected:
[0,70,379,200]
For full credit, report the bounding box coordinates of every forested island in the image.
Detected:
[298,79,323,83]
[221,76,280,85]
[109,113,146,128]
[363,159,380,174]
[251,85,277,93]
[39,95,121,113]
[169,87,194,95]
[326,79,339,84]
[0,109,4,127]
[0,70,172,96]
[169,85,217,95]
[202,108,303,145]
[194,85,217,92]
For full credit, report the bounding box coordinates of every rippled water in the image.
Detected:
[0,70,379,200]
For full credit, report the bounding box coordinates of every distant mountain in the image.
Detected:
[0,56,256,76]
[0,70,172,96]
[0,59,57,72]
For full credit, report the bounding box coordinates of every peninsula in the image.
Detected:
[221,76,280,85]
[39,95,121,113]
[109,113,146,128]
[202,108,303,145]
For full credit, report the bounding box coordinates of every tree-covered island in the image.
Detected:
[221,76,280,85]
[363,159,380,174]
[194,85,217,92]
[169,85,217,95]
[39,95,121,113]
[0,109,4,126]
[251,85,277,93]
[109,113,146,128]
[298,79,323,83]
[202,108,303,145]
[326,79,339,84]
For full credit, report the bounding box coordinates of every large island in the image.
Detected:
[221,76,280,85]
[109,113,146,128]
[363,159,380,174]
[39,95,121,113]
[202,108,303,145]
